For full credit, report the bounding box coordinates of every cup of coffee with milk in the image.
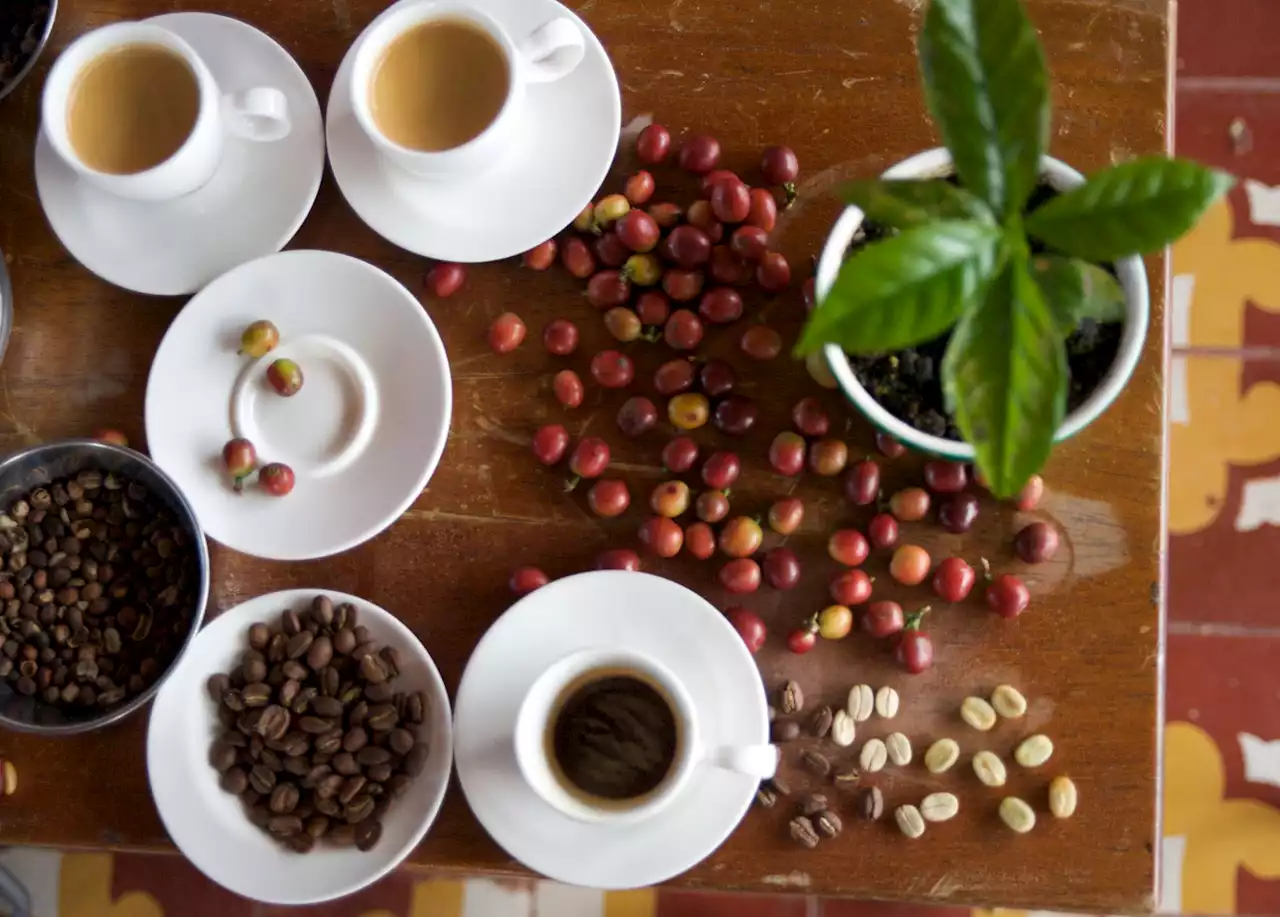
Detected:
[41,21,290,202]
[349,1,587,178]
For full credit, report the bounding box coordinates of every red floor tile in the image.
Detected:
[821,901,968,917]
[251,868,418,916]
[107,852,253,917]
[1164,632,1280,917]
[655,889,808,917]
[1178,0,1280,78]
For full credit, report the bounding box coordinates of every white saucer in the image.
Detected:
[144,250,452,560]
[147,589,453,905]
[453,571,769,889]
[35,13,324,296]
[326,0,621,262]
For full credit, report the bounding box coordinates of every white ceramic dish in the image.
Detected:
[326,0,621,262]
[147,589,453,905]
[35,12,324,295]
[453,571,770,889]
[144,250,452,561]
[815,147,1151,460]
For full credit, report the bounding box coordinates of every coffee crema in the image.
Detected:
[546,668,679,805]
[67,43,200,175]
[368,18,509,153]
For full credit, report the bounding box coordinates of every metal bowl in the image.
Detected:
[0,439,210,735]
[0,0,57,104]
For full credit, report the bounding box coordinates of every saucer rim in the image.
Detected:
[146,588,454,905]
[452,570,768,889]
[33,11,324,296]
[324,0,622,263]
[143,248,453,561]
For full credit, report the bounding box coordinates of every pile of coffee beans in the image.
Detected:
[0,2,50,93]
[207,595,430,853]
[0,468,200,711]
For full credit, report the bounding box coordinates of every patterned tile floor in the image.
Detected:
[7,0,1280,915]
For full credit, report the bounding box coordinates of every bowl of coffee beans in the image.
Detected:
[0,438,209,734]
[146,590,452,905]
[0,1,56,103]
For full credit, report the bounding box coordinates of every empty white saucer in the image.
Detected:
[35,13,324,296]
[326,0,621,263]
[453,571,770,889]
[144,250,451,561]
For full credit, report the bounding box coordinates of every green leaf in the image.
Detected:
[918,0,1050,219]
[1030,255,1127,333]
[1024,156,1236,261]
[796,221,1002,356]
[942,256,1067,498]
[837,179,996,230]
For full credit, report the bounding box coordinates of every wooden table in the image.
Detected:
[0,0,1166,912]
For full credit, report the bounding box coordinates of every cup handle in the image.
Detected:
[704,744,779,779]
[517,18,586,84]
[221,87,291,143]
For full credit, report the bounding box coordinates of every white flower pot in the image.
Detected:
[813,147,1151,460]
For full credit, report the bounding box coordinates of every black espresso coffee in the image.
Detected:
[546,668,679,804]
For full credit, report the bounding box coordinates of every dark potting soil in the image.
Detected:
[842,182,1124,442]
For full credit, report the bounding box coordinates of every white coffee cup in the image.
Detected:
[349,1,586,180]
[41,21,291,203]
[514,647,778,825]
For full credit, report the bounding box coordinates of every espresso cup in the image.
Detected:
[41,22,291,203]
[349,1,586,179]
[514,647,778,825]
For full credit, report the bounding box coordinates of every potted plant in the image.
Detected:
[796,0,1232,498]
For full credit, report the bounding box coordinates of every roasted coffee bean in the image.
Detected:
[319,666,340,698]
[756,784,778,808]
[387,775,411,798]
[379,647,401,677]
[269,783,301,814]
[366,763,393,783]
[333,752,361,776]
[779,680,804,715]
[242,683,271,707]
[311,595,335,628]
[329,824,357,847]
[348,700,368,727]
[814,810,842,838]
[338,775,367,804]
[292,686,317,714]
[333,628,356,655]
[789,815,820,848]
[256,705,291,741]
[248,765,277,795]
[858,786,885,821]
[344,795,376,824]
[281,660,309,681]
[267,814,303,837]
[303,764,332,789]
[355,819,383,851]
[314,729,343,756]
[339,727,367,754]
[306,695,341,718]
[365,704,397,731]
[307,635,333,671]
[364,682,393,703]
[809,705,833,739]
[802,749,831,777]
[220,768,248,795]
[248,623,270,650]
[222,730,248,749]
[388,728,415,755]
[278,679,301,708]
[207,673,231,703]
[286,631,313,660]
[356,746,391,767]
[299,716,335,734]
[210,741,237,772]
[242,657,268,684]
[283,756,310,777]
[282,610,302,636]
[406,691,426,725]
[267,633,287,663]
[359,654,388,684]
[286,832,315,853]
[316,773,345,801]
[306,815,331,839]
[259,749,283,772]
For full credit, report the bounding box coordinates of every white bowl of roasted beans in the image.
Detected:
[146,589,452,905]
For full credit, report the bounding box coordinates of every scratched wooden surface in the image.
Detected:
[0,0,1165,911]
